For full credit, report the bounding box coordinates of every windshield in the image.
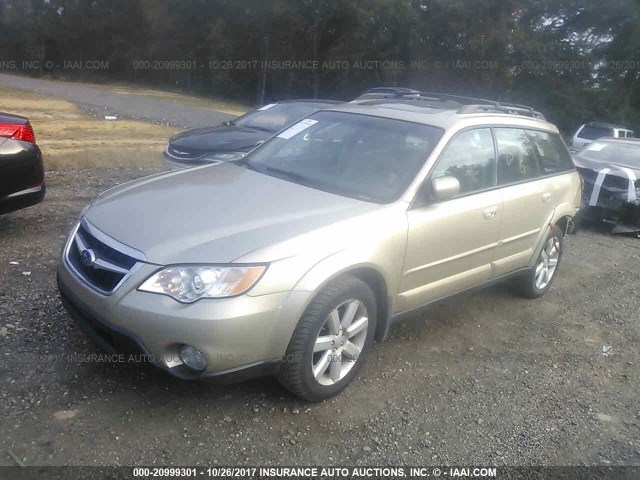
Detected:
[579,141,640,168]
[238,111,443,203]
[234,103,327,132]
[577,125,614,140]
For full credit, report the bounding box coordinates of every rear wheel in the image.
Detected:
[277,275,377,402]
[513,225,564,298]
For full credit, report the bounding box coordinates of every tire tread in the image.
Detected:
[278,275,375,401]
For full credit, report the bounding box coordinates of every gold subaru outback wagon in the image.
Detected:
[58,89,581,401]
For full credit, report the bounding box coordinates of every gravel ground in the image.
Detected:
[0,169,639,467]
[0,73,235,129]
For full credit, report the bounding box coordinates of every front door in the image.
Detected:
[397,128,502,313]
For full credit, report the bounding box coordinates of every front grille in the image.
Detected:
[66,219,144,294]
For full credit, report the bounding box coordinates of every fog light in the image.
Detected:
[179,345,207,372]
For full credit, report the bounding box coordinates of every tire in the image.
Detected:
[277,275,377,402]
[513,225,564,299]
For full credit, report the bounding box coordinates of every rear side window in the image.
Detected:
[526,130,574,174]
[494,128,541,185]
[577,125,613,140]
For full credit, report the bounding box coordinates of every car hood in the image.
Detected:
[169,125,270,154]
[573,156,640,178]
[84,163,378,265]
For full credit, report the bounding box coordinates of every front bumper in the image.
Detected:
[57,257,308,381]
[579,202,640,234]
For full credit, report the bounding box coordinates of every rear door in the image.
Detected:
[492,128,555,276]
[492,128,576,276]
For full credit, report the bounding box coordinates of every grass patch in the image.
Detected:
[0,85,183,170]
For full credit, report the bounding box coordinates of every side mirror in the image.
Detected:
[431,176,460,201]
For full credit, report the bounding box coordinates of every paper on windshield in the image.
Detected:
[258,103,276,111]
[277,119,318,139]
[587,142,607,151]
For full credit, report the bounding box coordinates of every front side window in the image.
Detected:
[495,128,542,184]
[430,128,496,195]
[239,111,443,203]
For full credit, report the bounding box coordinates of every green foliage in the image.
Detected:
[0,0,638,134]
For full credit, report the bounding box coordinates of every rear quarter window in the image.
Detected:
[525,130,575,175]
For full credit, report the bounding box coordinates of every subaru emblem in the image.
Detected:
[80,249,96,267]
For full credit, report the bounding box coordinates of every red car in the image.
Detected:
[0,112,45,214]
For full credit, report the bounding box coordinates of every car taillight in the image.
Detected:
[0,122,36,143]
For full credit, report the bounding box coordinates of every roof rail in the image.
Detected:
[359,87,422,96]
[457,103,546,120]
[355,87,546,119]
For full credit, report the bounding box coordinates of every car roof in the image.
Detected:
[322,100,559,133]
[274,99,343,105]
[314,87,559,132]
[584,121,630,130]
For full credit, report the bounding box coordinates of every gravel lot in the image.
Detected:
[0,168,639,467]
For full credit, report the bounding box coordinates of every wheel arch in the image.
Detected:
[553,215,573,236]
[293,261,393,343]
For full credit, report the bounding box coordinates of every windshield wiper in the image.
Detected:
[245,125,274,133]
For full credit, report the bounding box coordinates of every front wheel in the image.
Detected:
[277,275,377,401]
[513,225,564,298]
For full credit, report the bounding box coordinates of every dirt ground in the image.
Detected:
[0,85,183,170]
[0,168,639,467]
[0,73,244,132]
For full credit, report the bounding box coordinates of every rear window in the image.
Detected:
[577,125,614,140]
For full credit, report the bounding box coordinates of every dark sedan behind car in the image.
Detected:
[0,112,45,214]
[164,99,341,169]
[573,137,640,233]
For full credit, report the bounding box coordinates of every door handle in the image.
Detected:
[483,206,498,219]
[542,192,552,203]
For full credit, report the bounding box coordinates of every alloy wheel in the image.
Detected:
[534,236,560,290]
[311,299,369,386]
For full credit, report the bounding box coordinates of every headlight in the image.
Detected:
[138,265,267,303]
[203,152,247,162]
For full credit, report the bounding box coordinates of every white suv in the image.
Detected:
[570,122,634,153]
